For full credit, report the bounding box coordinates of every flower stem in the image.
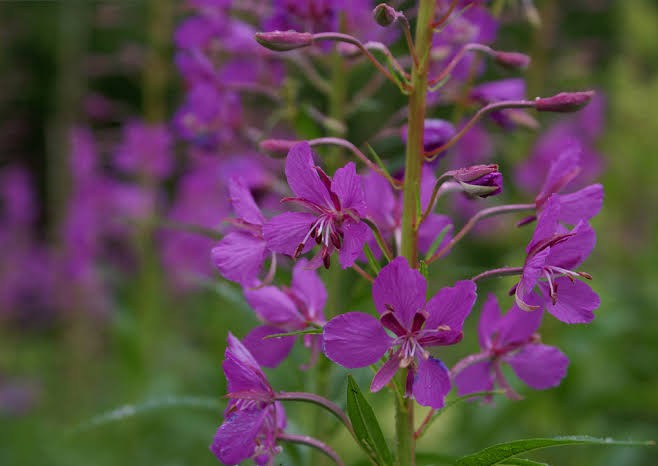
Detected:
[278,433,345,466]
[398,2,436,465]
[275,392,354,438]
[427,203,536,263]
[472,266,524,282]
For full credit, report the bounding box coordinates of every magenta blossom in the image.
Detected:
[211,333,286,466]
[212,177,269,287]
[453,294,569,400]
[323,257,477,409]
[242,259,326,368]
[533,144,604,225]
[515,196,599,323]
[264,142,368,269]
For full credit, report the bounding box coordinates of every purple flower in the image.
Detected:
[470,78,535,129]
[264,142,368,269]
[114,120,174,180]
[401,119,456,162]
[453,294,569,400]
[323,257,477,408]
[242,259,326,368]
[211,333,286,466]
[362,168,453,258]
[212,177,269,287]
[533,144,604,225]
[515,196,599,323]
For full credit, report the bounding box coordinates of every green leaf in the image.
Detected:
[416,451,458,465]
[346,375,394,466]
[423,223,452,260]
[499,459,549,466]
[363,243,381,275]
[419,260,429,279]
[263,328,322,339]
[455,436,654,466]
[70,395,222,435]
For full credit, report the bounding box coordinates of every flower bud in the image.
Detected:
[494,51,531,70]
[452,164,503,198]
[255,30,313,52]
[259,139,297,157]
[373,3,398,27]
[401,119,456,160]
[534,90,595,113]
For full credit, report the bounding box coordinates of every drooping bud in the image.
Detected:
[534,91,595,113]
[451,164,503,198]
[255,30,313,52]
[373,3,398,27]
[494,51,531,70]
[259,139,297,157]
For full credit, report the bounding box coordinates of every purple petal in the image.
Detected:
[453,359,494,397]
[505,344,569,389]
[477,294,502,349]
[263,212,316,256]
[496,304,543,346]
[223,333,271,396]
[417,214,453,255]
[331,162,367,216]
[211,233,267,287]
[527,195,560,253]
[363,171,395,231]
[419,166,438,209]
[285,142,332,207]
[291,259,327,322]
[244,287,304,327]
[554,184,603,224]
[338,220,368,269]
[540,278,598,324]
[323,312,392,368]
[211,408,263,464]
[370,356,400,393]
[412,357,451,409]
[372,257,426,327]
[229,176,265,225]
[243,325,296,368]
[425,280,477,332]
[536,144,581,202]
[417,328,463,347]
[517,247,550,310]
[547,221,596,270]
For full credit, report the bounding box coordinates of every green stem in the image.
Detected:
[397,2,436,465]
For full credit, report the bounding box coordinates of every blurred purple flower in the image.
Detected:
[323,257,476,408]
[401,119,456,162]
[114,120,174,180]
[453,294,569,400]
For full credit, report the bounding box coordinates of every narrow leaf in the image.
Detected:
[363,243,381,275]
[366,144,398,189]
[346,375,394,466]
[500,459,549,466]
[264,328,322,339]
[423,223,452,260]
[455,436,654,466]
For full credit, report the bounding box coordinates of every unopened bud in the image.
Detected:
[494,51,531,69]
[373,3,398,27]
[259,139,296,157]
[535,90,595,113]
[401,119,456,160]
[255,30,313,52]
[452,164,503,198]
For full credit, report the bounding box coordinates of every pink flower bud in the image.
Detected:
[451,164,499,183]
[494,51,531,69]
[451,164,502,198]
[373,3,398,27]
[255,30,313,52]
[534,90,595,113]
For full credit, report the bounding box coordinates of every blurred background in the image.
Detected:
[0,1,656,465]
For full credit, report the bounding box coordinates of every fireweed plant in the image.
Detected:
[175,1,652,465]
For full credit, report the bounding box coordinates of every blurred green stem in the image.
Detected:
[143,0,173,121]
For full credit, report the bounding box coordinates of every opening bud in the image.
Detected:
[534,90,595,113]
[494,51,531,70]
[259,139,296,157]
[373,3,399,27]
[255,30,313,52]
